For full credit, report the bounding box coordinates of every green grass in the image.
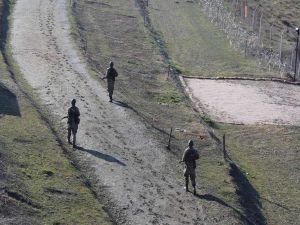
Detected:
[153,89,182,104]
[148,0,260,77]
[219,123,300,225]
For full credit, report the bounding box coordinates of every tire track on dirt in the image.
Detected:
[9,0,220,224]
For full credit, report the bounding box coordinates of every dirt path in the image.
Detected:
[185,79,300,125]
[9,0,236,224]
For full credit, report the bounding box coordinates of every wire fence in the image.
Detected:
[198,0,300,80]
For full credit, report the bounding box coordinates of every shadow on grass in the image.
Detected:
[76,146,126,166]
[0,84,21,117]
[229,162,267,225]
[195,193,255,225]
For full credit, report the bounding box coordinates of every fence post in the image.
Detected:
[223,134,226,161]
[166,128,173,150]
[244,38,248,56]
[279,31,283,63]
[252,7,257,31]
[269,23,273,42]
[297,61,300,79]
[258,12,263,44]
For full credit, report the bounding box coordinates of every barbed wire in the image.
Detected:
[197,0,299,80]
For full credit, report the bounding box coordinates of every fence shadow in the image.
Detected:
[76,146,126,166]
[229,162,267,225]
[0,84,21,117]
[112,100,133,110]
[113,100,171,136]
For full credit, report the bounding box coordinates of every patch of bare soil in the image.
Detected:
[10,0,240,224]
[184,79,300,125]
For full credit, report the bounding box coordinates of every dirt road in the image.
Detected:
[10,0,240,224]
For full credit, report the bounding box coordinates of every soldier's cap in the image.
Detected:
[109,61,114,67]
[71,99,76,105]
[188,139,194,147]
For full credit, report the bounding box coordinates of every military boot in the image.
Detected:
[67,131,71,144]
[73,135,76,148]
[185,177,189,192]
[193,186,196,195]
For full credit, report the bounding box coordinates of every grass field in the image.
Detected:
[148,0,261,77]
[219,124,300,225]
[0,1,112,224]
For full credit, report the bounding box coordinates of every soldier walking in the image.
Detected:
[180,140,199,195]
[102,61,118,102]
[67,99,80,148]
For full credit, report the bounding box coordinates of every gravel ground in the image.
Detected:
[10,0,241,224]
[185,79,300,125]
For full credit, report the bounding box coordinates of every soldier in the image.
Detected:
[67,99,80,148]
[180,140,199,195]
[102,61,118,102]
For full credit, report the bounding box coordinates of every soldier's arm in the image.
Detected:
[102,69,109,80]
[181,149,188,162]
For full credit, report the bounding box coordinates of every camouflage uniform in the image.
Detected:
[181,141,199,194]
[67,104,80,147]
[105,63,118,102]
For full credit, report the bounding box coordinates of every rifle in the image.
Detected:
[61,116,68,120]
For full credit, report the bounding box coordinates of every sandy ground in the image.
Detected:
[10,0,241,224]
[185,79,300,125]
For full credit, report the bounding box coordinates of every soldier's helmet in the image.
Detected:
[71,99,76,106]
[188,139,194,147]
[109,61,114,68]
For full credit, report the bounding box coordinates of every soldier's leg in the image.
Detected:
[72,129,76,148]
[190,173,196,195]
[72,124,79,148]
[107,81,114,102]
[185,175,189,192]
[67,127,71,144]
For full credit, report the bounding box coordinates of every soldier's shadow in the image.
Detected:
[76,146,126,166]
